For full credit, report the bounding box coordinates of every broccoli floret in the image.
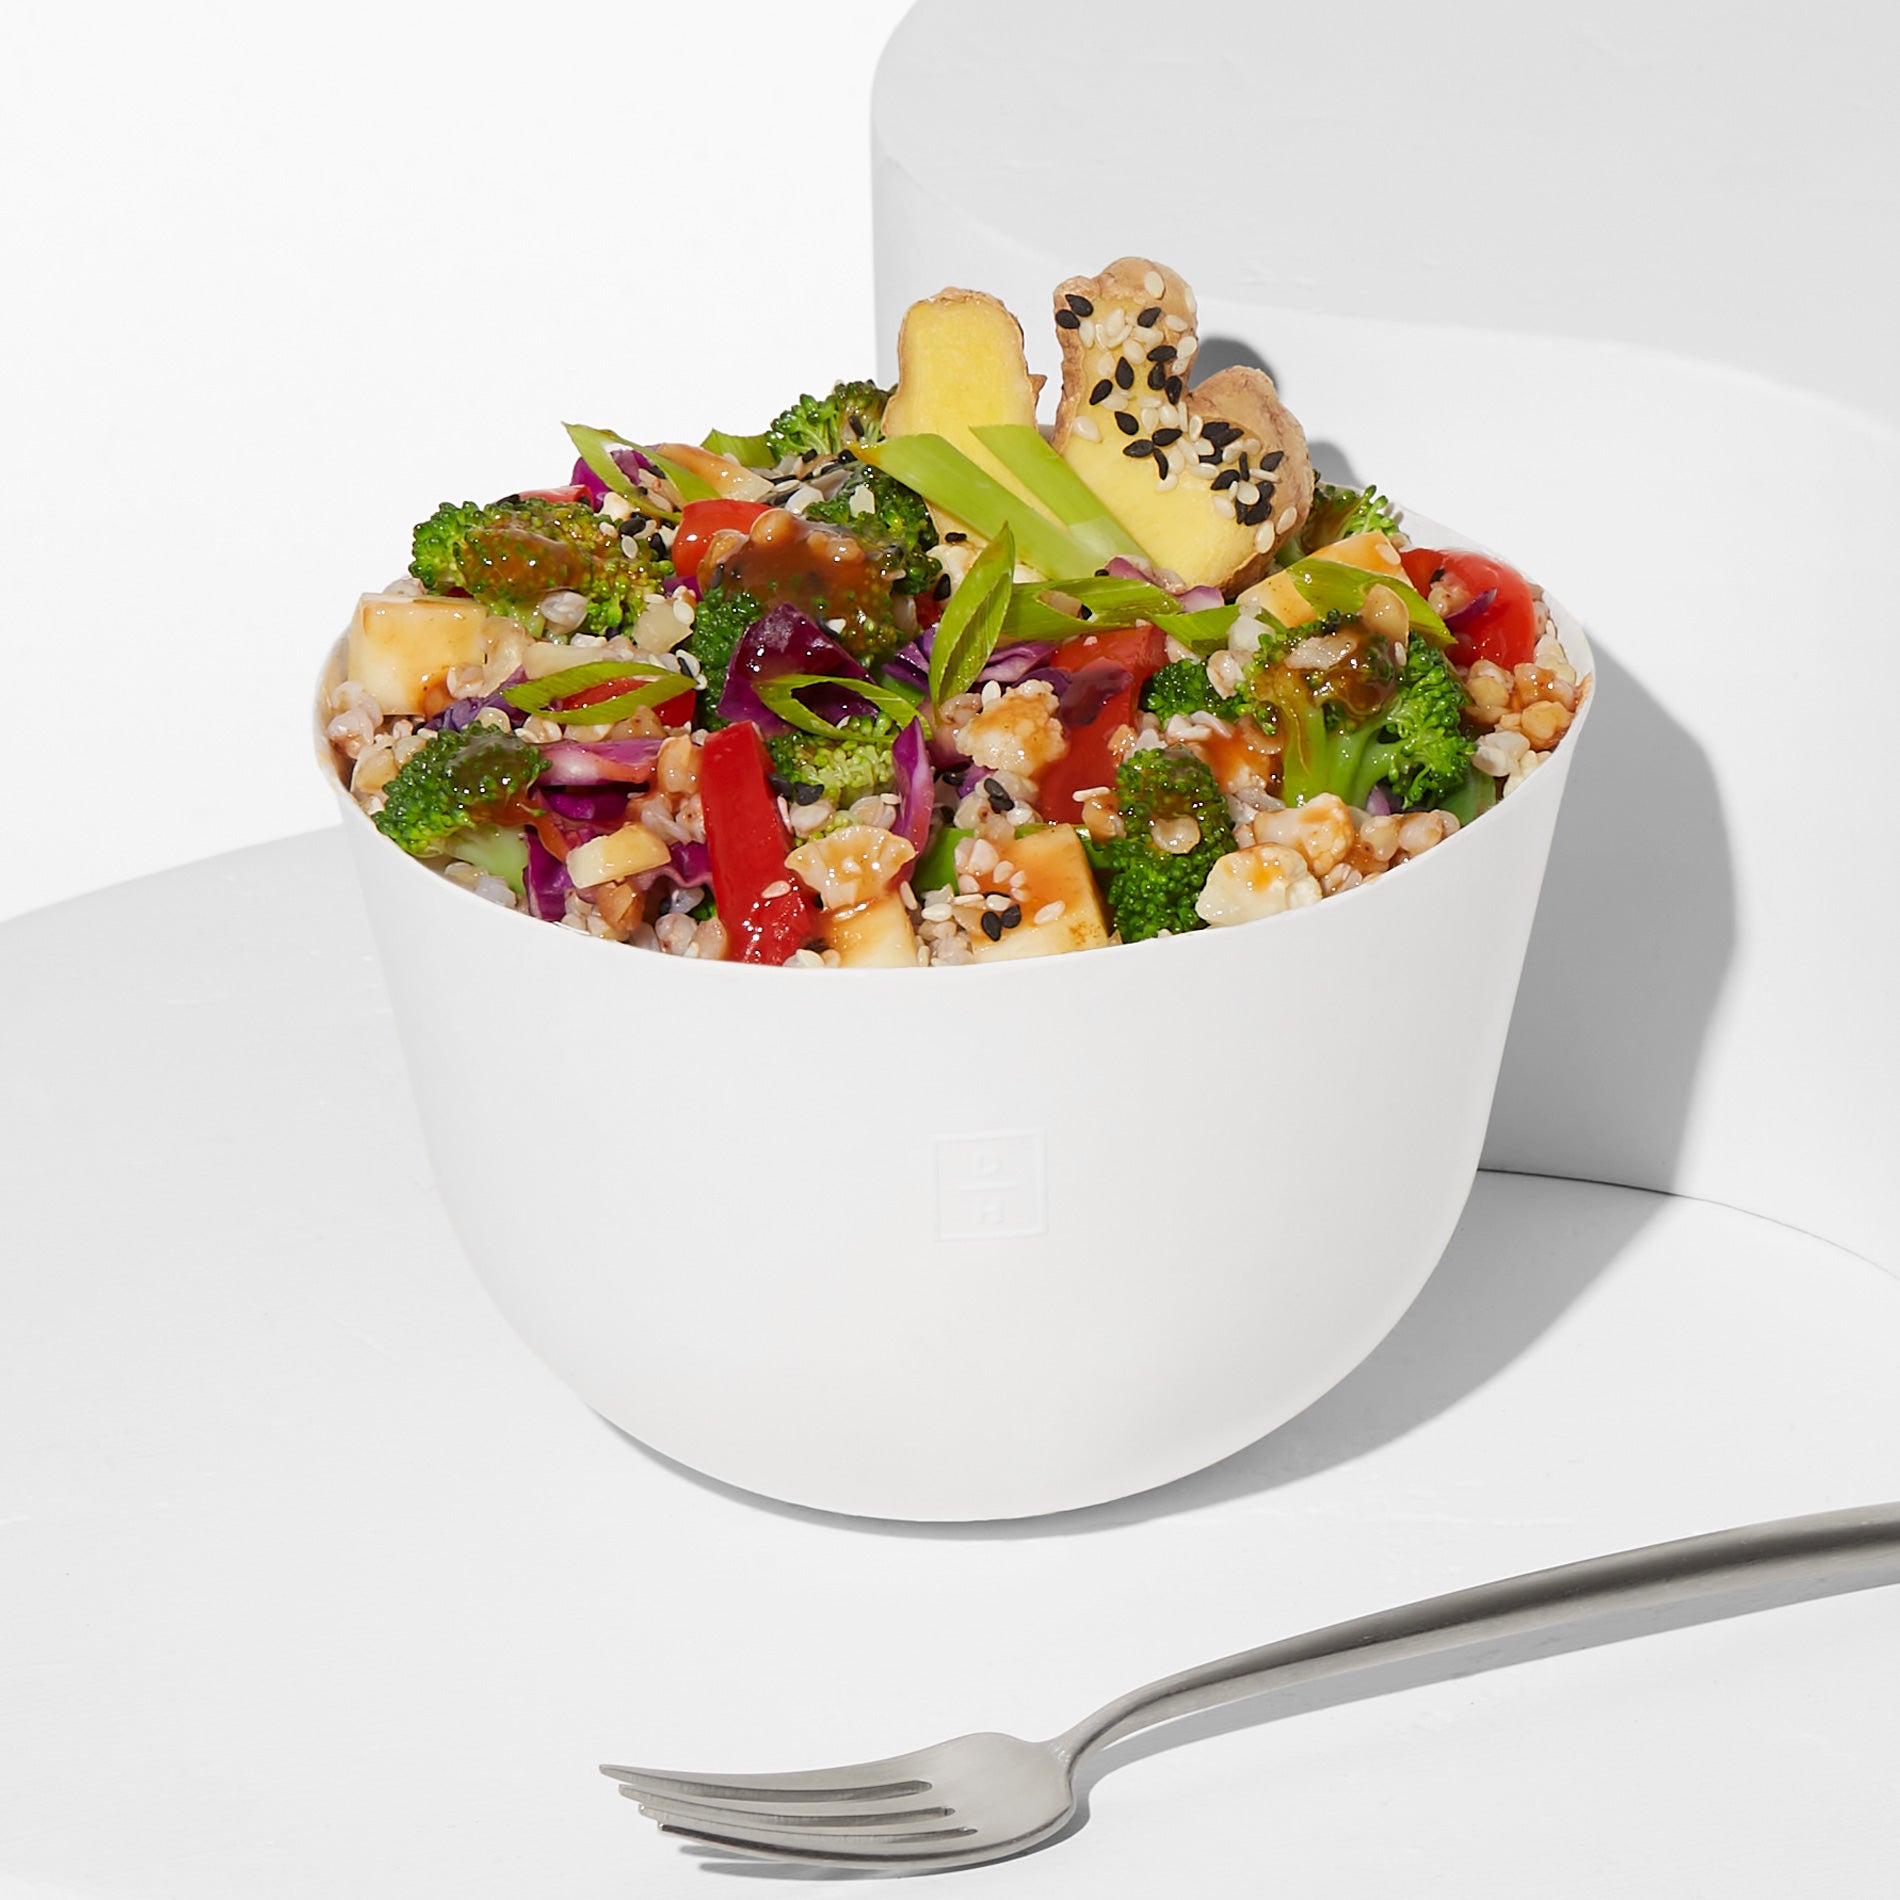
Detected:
[1253,629,1474,811]
[410,497,664,637]
[805,465,941,596]
[443,823,530,898]
[684,585,764,728]
[1278,482,1403,562]
[767,717,898,812]
[373,726,546,858]
[1104,747,1234,943]
[763,379,890,463]
[1141,658,1234,723]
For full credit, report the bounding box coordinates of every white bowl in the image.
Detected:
[318,527,1593,1520]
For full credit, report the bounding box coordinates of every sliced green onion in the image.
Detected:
[643,448,720,504]
[563,423,651,508]
[857,436,1091,581]
[969,423,1150,565]
[503,660,680,714]
[1283,560,1450,646]
[997,577,1239,653]
[754,673,930,738]
[533,675,696,724]
[702,428,774,467]
[930,523,1015,706]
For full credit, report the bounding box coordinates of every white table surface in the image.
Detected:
[5,832,1899,1898]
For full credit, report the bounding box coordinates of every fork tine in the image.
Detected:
[600,1763,929,1803]
[630,1791,955,1832]
[656,1817,978,1861]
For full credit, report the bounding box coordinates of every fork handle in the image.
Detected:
[1054,1501,1900,1762]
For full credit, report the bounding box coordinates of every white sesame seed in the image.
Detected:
[992,859,1014,882]
[1078,318,1096,346]
[1034,900,1067,926]
[921,903,953,924]
[826,616,847,633]
[1163,312,1188,333]
[1072,414,1101,442]
[1254,525,1277,551]
[670,595,694,624]
[1156,473,1178,493]
[1236,482,1259,505]
[1143,269,1165,296]
[760,879,791,899]
[1214,495,1237,520]
[1277,505,1298,531]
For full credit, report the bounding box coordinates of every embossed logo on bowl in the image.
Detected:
[934,1132,1046,1241]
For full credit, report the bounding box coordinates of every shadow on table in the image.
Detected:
[608,647,1735,1544]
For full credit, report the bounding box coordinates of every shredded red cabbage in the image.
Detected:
[523,830,572,921]
[569,447,653,505]
[885,640,931,692]
[668,840,710,888]
[1445,586,1498,631]
[536,786,633,826]
[717,603,878,735]
[1053,660,1133,727]
[892,720,933,859]
[976,642,1057,685]
[537,739,664,785]
[423,670,528,732]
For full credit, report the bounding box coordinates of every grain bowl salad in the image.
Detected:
[325,256,1586,968]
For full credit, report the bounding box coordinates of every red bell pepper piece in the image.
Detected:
[1035,622,1168,823]
[671,498,771,591]
[699,722,821,964]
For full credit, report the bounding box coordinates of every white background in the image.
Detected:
[0,0,906,924]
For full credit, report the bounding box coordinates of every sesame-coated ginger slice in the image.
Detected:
[1049,257,1314,595]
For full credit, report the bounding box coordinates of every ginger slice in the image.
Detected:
[1048,257,1314,595]
[882,288,1046,522]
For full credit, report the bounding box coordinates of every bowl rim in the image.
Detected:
[317,509,1596,984]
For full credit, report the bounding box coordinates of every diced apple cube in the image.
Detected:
[968,825,1110,963]
[823,894,920,968]
[347,593,491,716]
[1240,530,1410,629]
[564,824,670,890]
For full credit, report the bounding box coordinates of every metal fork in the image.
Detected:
[604,1501,1900,1873]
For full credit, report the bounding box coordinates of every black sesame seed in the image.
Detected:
[793,781,825,806]
[1055,308,1082,330]
[1165,375,1184,403]
[1065,292,1094,316]
[984,778,1013,814]
[944,531,967,543]
[1147,364,1167,390]
[647,531,667,554]
[1152,426,1183,446]
[1123,439,1156,458]
[1258,478,1276,504]
[980,910,1004,942]
[1201,421,1240,449]
[1089,378,1113,405]
[1001,903,1024,930]
[768,774,794,799]
[1261,449,1285,470]
[1212,467,1240,490]
[1114,409,1139,435]
[1137,304,1162,327]
[1114,357,1134,390]
[1154,450,1170,479]
[932,573,953,600]
[1238,452,1251,479]
[1146,343,1177,364]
